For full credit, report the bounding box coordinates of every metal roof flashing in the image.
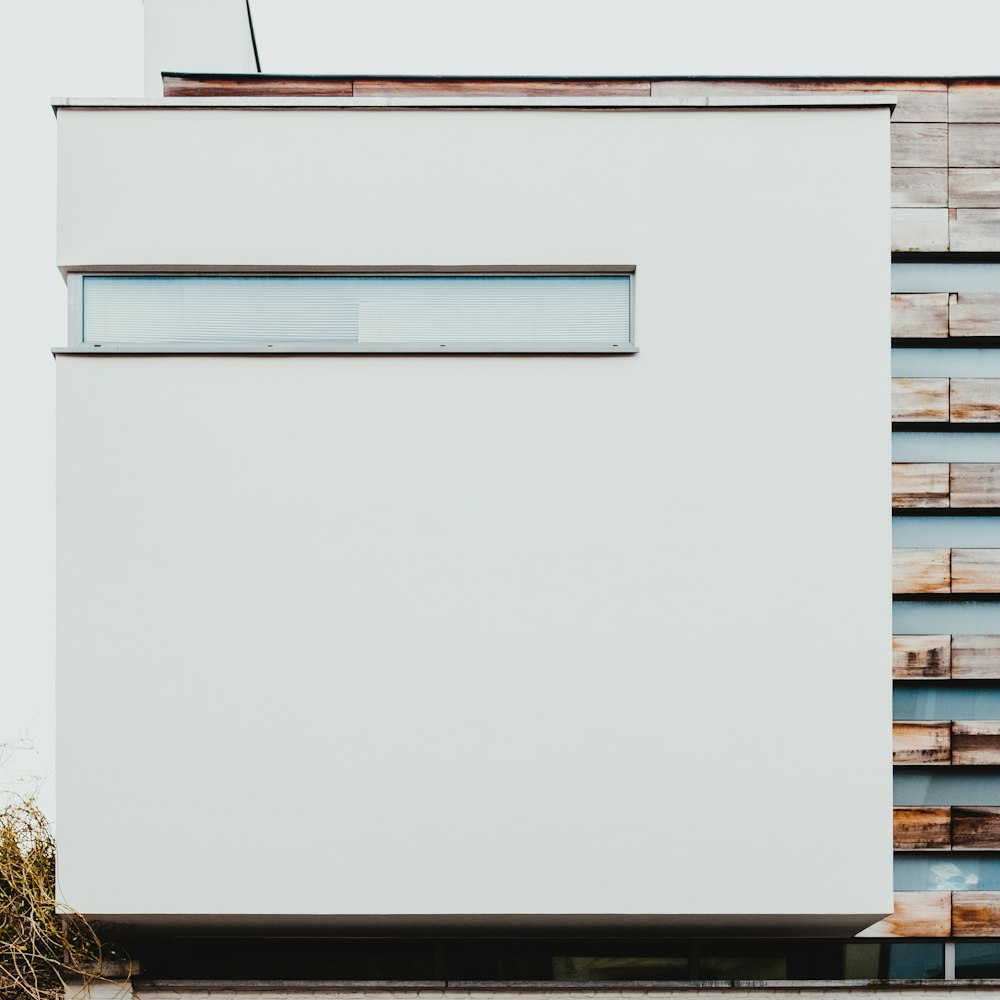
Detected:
[50,94,898,114]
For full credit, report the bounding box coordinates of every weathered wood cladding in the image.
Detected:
[892,293,1000,340]
[893,548,1000,593]
[893,634,1000,679]
[952,807,1000,849]
[859,892,951,937]
[893,721,1000,765]
[155,75,1000,250]
[893,806,951,850]
[892,379,1000,423]
[863,891,1000,937]
[893,463,1000,508]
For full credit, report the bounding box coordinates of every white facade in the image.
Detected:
[55,100,892,929]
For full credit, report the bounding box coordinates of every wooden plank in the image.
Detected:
[354,79,652,97]
[950,170,1000,208]
[892,721,951,764]
[951,209,1000,252]
[648,80,945,122]
[952,721,1000,765]
[162,75,354,98]
[891,123,948,168]
[952,635,1000,680]
[953,891,1000,936]
[952,807,1000,850]
[893,549,951,595]
[892,169,948,208]
[952,379,1000,422]
[892,293,949,339]
[893,635,951,679]
[953,549,1000,593]
[951,464,1000,508]
[893,806,952,850]
[892,378,950,422]
[857,892,951,937]
[951,126,1000,167]
[950,85,1000,124]
[892,209,949,252]
[892,464,950,509]
[949,293,1000,338]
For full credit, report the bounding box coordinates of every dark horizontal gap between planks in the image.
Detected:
[894,252,1000,263]
[894,339,1000,349]
[893,424,1000,432]
[893,509,1000,517]
[894,593,1000,601]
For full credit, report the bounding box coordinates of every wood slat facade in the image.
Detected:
[893,721,1000,766]
[892,379,1000,423]
[893,634,1000,679]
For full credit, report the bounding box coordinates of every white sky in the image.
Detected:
[2,0,1000,817]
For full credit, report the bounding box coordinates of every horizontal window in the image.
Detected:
[892,349,1000,378]
[895,853,1000,891]
[894,516,1000,547]
[957,942,1000,979]
[894,684,1000,721]
[895,767,1000,806]
[893,262,1000,293]
[74,274,634,351]
[893,602,1000,635]
[894,433,1000,464]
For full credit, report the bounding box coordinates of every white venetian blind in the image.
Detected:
[81,275,632,347]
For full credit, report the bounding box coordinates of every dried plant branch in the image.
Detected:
[0,795,129,1000]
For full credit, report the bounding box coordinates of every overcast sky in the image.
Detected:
[3,0,1000,818]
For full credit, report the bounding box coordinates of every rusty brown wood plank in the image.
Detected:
[953,549,1000,593]
[354,79,652,97]
[952,807,1000,850]
[893,635,951,679]
[892,464,950,509]
[952,721,1000,765]
[892,293,949,339]
[892,378,950,422]
[858,892,951,937]
[952,379,1000,422]
[892,209,950,252]
[950,85,1000,123]
[893,549,951,595]
[893,168,948,208]
[952,635,1000,680]
[951,126,1000,167]
[949,293,1000,338]
[893,721,952,764]
[951,464,1000,507]
[893,806,952,851]
[892,123,948,168]
[951,209,1000,252]
[954,891,1000,936]
[648,80,945,122]
[950,170,1000,208]
[162,75,354,98]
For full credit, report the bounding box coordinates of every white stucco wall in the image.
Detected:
[55,104,891,925]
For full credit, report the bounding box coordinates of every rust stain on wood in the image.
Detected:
[354,79,652,97]
[893,378,950,422]
[952,807,1000,850]
[892,635,951,679]
[892,464,950,508]
[858,892,951,938]
[951,464,1000,507]
[953,891,1000,936]
[162,75,355,98]
[892,293,949,339]
[892,721,951,765]
[952,549,1000,593]
[951,379,1000,422]
[952,635,1000,680]
[893,549,951,595]
[952,721,1000,765]
[893,807,952,850]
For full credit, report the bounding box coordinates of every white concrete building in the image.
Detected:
[60,1,1000,995]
